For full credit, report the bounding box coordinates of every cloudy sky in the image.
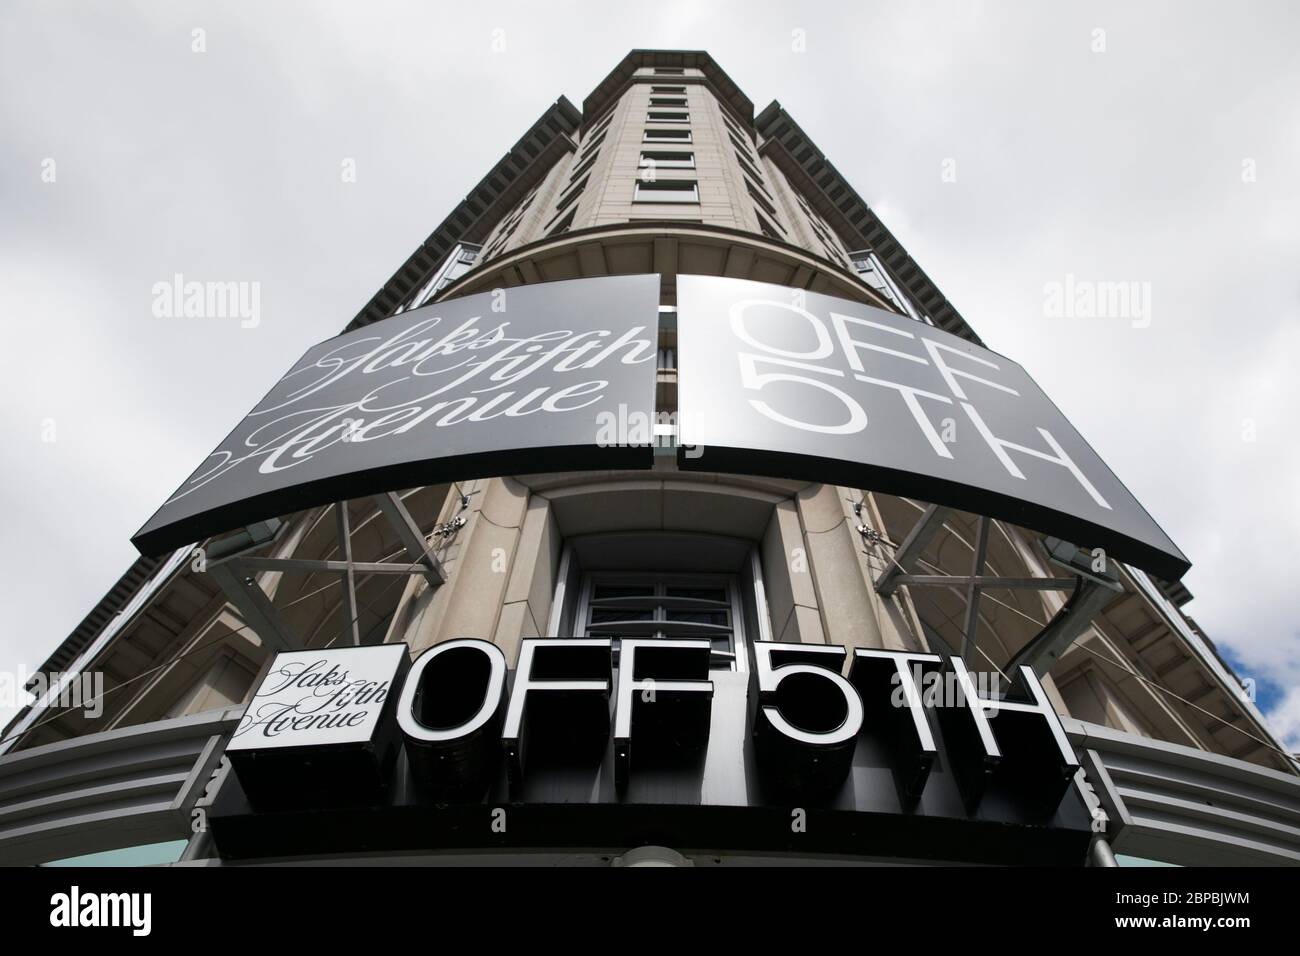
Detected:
[2,0,1297,747]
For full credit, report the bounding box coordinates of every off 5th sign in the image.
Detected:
[224,639,1081,815]
[675,274,1189,581]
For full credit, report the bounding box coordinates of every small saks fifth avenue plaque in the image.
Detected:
[225,644,410,809]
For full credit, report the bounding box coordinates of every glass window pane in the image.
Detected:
[666,609,728,626]
[634,181,698,203]
[593,584,654,600]
[590,607,653,624]
[666,585,727,602]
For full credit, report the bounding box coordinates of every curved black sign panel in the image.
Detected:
[133,275,661,556]
[676,275,1189,580]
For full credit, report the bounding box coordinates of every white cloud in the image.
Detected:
[1,0,1297,744]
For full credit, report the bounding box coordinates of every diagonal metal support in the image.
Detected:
[960,517,989,661]
[887,575,1074,591]
[335,502,361,646]
[207,560,299,653]
[234,557,438,575]
[875,504,951,596]
[1005,574,1123,684]
[374,493,446,587]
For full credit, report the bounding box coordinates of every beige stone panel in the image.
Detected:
[796,484,887,651]
[761,505,796,638]
[503,494,562,631]
[776,499,818,609]
[493,599,542,666]
[545,479,663,535]
[860,492,930,653]
[431,510,521,646]
[761,500,824,644]
[794,483,849,535]
[775,604,827,645]
[479,475,530,530]
[660,481,782,540]
[802,527,883,652]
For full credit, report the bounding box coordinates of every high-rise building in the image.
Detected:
[2,50,1297,868]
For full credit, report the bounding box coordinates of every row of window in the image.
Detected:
[637,91,697,205]
[537,107,617,239]
[418,72,917,324]
[721,109,788,239]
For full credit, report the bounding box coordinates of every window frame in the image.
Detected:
[573,571,748,672]
[746,178,779,218]
[633,179,700,204]
[642,128,693,143]
[639,150,696,169]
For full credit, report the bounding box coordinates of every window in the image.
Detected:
[646,110,689,123]
[553,175,588,213]
[575,573,744,670]
[639,150,695,169]
[546,208,576,237]
[746,179,779,218]
[41,840,190,867]
[550,532,767,673]
[849,248,921,319]
[634,179,699,203]
[407,242,483,308]
[723,114,754,146]
[735,151,768,188]
[651,84,686,94]
[643,128,692,143]
[579,131,607,158]
[544,177,587,233]
[755,210,784,240]
[819,239,844,263]
[569,150,600,182]
[650,96,687,108]
[583,108,615,140]
[728,131,756,158]
[653,67,685,75]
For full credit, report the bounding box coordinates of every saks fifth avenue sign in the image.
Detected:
[132,275,660,555]
[228,644,406,747]
[134,272,1185,581]
[223,640,1082,821]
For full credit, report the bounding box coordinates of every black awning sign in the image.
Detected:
[133,275,662,556]
[675,275,1189,580]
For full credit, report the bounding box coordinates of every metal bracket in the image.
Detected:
[886,575,1075,591]
[1005,541,1124,683]
[874,504,952,596]
[335,502,361,646]
[205,494,446,652]
[374,493,446,586]
[202,518,285,566]
[960,517,990,660]
[207,561,299,653]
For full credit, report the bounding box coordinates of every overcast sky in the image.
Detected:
[2,0,1297,749]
